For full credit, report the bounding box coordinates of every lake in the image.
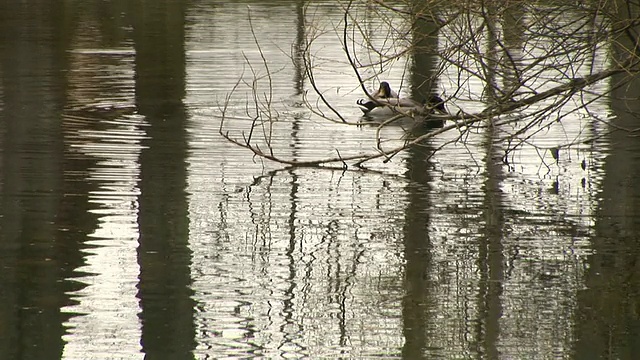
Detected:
[0,1,639,359]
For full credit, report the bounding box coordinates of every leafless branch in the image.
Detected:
[218,1,640,172]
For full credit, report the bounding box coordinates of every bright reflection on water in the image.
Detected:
[60,108,145,358]
[185,1,605,358]
[188,168,410,357]
[0,1,639,360]
[60,32,144,359]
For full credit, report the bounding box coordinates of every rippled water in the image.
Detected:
[0,1,639,359]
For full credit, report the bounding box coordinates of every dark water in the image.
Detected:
[0,1,639,359]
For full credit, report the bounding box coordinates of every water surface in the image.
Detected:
[0,1,639,359]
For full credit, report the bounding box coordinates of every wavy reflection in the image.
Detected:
[186,1,616,359]
[187,166,407,358]
[60,19,144,358]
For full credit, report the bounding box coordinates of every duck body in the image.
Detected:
[357,82,448,119]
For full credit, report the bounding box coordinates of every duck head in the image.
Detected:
[373,81,394,98]
[427,95,448,114]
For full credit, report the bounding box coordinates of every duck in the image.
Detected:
[356,82,448,117]
[356,81,398,114]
